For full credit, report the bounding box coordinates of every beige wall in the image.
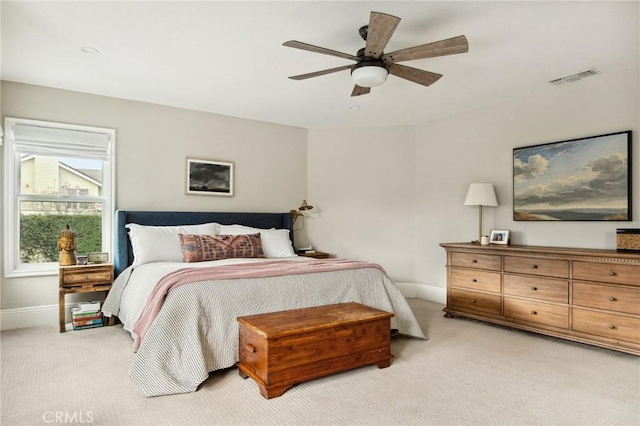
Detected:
[415,67,639,295]
[306,126,416,283]
[1,66,638,325]
[306,67,640,299]
[1,81,308,312]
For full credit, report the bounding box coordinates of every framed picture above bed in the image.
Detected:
[513,131,632,221]
[186,158,234,196]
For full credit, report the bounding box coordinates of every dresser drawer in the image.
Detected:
[503,274,568,303]
[450,252,501,271]
[449,288,501,316]
[451,269,501,292]
[504,256,569,278]
[573,262,640,287]
[61,267,113,287]
[573,308,640,344]
[573,282,640,315]
[504,297,568,329]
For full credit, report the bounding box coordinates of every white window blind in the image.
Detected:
[12,123,111,160]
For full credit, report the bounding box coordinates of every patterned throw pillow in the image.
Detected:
[179,233,265,263]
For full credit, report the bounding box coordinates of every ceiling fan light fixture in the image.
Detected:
[351,64,388,88]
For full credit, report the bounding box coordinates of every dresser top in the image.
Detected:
[440,242,640,261]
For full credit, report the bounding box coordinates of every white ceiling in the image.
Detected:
[2,1,638,129]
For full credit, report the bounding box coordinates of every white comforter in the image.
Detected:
[103,257,426,397]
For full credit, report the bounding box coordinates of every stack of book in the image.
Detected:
[71,301,103,330]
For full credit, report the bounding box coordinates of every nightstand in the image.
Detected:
[59,263,114,333]
[298,251,330,259]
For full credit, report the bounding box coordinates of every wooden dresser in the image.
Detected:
[440,243,640,355]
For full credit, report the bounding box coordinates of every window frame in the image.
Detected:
[3,117,116,278]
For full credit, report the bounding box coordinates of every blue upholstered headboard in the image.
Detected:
[113,210,294,277]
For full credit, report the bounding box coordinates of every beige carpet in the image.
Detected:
[2,299,639,426]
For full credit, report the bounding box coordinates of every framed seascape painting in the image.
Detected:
[513,131,631,221]
[186,158,234,196]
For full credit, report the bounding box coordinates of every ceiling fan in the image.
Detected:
[283,11,468,97]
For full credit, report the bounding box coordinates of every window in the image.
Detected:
[3,118,115,277]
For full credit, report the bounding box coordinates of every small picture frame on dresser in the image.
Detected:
[489,229,509,245]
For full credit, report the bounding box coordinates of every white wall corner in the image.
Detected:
[395,282,446,305]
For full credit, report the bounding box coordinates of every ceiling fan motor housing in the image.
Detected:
[358,25,369,41]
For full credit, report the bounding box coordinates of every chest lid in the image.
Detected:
[237,302,393,339]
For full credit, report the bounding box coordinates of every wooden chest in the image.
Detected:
[236,302,394,399]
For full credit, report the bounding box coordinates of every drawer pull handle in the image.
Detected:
[471,259,478,263]
[245,343,257,353]
[609,296,617,302]
[531,264,538,269]
[608,325,616,330]
[609,271,616,276]
[471,299,477,304]
[530,310,537,315]
[471,278,477,283]
[530,286,537,291]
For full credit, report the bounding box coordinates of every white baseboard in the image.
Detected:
[2,284,445,331]
[0,302,86,331]
[1,304,59,330]
[395,282,446,304]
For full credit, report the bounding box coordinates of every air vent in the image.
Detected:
[548,69,601,86]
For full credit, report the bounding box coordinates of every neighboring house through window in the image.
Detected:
[3,118,115,277]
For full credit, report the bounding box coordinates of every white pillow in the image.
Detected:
[218,224,296,258]
[218,224,269,234]
[126,222,219,266]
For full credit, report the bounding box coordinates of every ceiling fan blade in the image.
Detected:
[283,40,358,61]
[365,12,401,59]
[388,64,442,87]
[351,85,371,97]
[288,65,353,80]
[382,35,469,63]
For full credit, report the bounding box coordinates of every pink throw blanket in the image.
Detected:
[132,258,385,349]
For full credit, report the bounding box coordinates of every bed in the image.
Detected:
[103,210,426,397]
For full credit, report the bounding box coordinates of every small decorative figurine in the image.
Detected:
[58,224,77,266]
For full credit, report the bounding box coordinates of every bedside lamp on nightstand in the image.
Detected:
[464,183,498,244]
[289,200,328,257]
[290,200,314,225]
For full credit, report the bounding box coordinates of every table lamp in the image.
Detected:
[290,200,314,224]
[464,183,498,243]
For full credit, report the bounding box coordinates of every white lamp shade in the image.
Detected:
[464,183,498,206]
[351,65,389,88]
